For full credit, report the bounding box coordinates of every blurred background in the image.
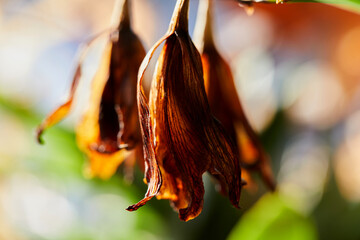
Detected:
[1,0,360,239]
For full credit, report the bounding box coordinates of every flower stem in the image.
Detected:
[168,0,190,33]
[111,0,131,30]
[193,0,215,52]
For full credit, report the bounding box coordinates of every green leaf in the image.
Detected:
[294,0,360,13]
[238,0,360,13]
[228,193,318,240]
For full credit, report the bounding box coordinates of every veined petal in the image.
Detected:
[126,34,170,212]
[201,30,275,192]
[126,8,178,212]
[195,0,275,191]
[37,0,146,180]
[129,0,242,221]
[77,2,146,178]
[35,30,112,144]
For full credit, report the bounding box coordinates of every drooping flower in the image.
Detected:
[127,0,243,221]
[193,0,275,190]
[36,0,145,179]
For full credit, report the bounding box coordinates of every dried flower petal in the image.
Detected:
[36,0,145,179]
[35,32,105,144]
[194,0,275,190]
[127,0,243,221]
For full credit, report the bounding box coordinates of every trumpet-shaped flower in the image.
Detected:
[127,0,243,221]
[193,0,275,190]
[36,0,145,179]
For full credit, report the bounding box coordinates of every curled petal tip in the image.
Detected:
[245,6,255,16]
[125,206,136,212]
[35,127,45,145]
[233,203,241,210]
[179,215,191,222]
[237,2,254,16]
[118,143,129,149]
[126,196,152,212]
[259,158,276,191]
[267,177,277,192]
[241,178,247,186]
[179,209,196,222]
[263,176,276,192]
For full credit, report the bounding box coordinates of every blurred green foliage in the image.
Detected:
[1,94,360,240]
[0,97,169,240]
[228,193,317,240]
[250,0,360,12]
[303,0,360,12]
[1,0,360,239]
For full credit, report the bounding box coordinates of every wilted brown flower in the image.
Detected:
[193,0,275,191]
[127,0,243,221]
[36,0,145,179]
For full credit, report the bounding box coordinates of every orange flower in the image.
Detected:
[194,0,275,191]
[127,0,243,221]
[36,0,145,179]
